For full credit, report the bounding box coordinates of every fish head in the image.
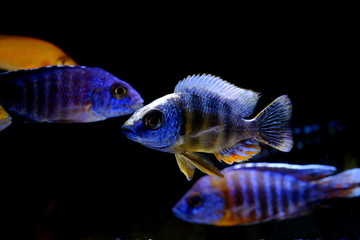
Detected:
[172,176,225,225]
[91,72,143,119]
[122,94,182,151]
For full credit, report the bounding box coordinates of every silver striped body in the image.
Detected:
[174,93,259,153]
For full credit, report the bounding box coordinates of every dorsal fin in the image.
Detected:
[224,162,337,181]
[174,74,260,117]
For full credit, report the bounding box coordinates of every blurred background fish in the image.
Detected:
[0,104,11,131]
[173,162,360,226]
[0,66,143,124]
[0,34,77,71]
[122,74,292,180]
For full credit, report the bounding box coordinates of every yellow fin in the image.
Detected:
[179,152,224,179]
[0,105,12,132]
[175,154,196,181]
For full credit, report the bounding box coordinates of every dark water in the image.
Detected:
[1,1,359,239]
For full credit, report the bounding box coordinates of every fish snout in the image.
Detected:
[172,205,183,219]
[122,124,137,139]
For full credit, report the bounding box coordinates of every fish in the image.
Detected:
[0,34,77,71]
[122,74,293,180]
[172,162,360,226]
[0,65,143,123]
[0,105,11,131]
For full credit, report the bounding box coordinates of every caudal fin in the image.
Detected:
[0,105,12,132]
[254,95,293,152]
[316,168,360,199]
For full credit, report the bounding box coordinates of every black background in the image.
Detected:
[1,1,359,239]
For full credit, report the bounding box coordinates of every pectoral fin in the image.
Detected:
[215,139,261,164]
[0,105,12,132]
[176,152,224,180]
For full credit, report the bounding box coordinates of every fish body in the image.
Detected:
[0,35,77,71]
[122,74,293,180]
[0,66,143,123]
[173,162,360,226]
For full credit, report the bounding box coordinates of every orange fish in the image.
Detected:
[0,35,77,71]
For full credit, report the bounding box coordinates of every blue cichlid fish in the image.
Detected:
[122,74,293,180]
[173,162,360,226]
[0,65,143,125]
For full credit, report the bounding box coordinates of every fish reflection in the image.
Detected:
[173,162,360,226]
[123,74,293,180]
[0,34,77,71]
[0,66,143,124]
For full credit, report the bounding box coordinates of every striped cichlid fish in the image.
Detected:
[0,65,143,126]
[122,74,293,180]
[173,162,360,226]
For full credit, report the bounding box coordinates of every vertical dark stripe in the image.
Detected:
[186,95,203,147]
[291,177,300,209]
[203,97,221,149]
[274,172,284,218]
[60,71,71,118]
[48,73,59,120]
[281,175,289,216]
[239,170,249,221]
[285,176,295,214]
[250,170,261,220]
[270,172,278,219]
[35,75,47,121]
[246,170,257,221]
[229,172,244,207]
[43,74,50,120]
[222,102,234,147]
[223,172,240,224]
[259,171,271,221]
[25,76,35,119]
[68,70,78,117]
[190,95,203,132]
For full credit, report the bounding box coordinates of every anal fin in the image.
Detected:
[215,139,261,164]
[175,153,224,180]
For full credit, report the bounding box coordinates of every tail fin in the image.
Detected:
[254,95,293,152]
[316,168,360,199]
[0,105,12,132]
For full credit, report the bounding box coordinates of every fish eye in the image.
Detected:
[187,194,203,208]
[56,56,71,65]
[142,109,164,130]
[111,85,128,99]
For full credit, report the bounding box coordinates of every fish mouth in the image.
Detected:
[172,204,194,223]
[172,206,183,219]
[122,125,138,140]
[121,124,171,150]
